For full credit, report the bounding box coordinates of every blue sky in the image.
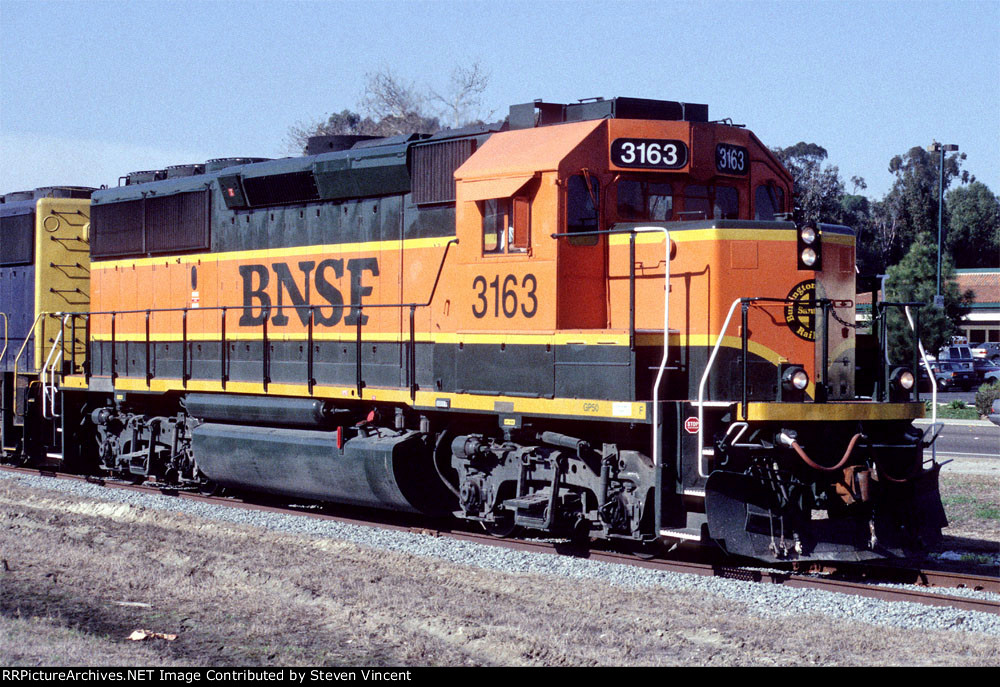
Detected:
[2,0,998,202]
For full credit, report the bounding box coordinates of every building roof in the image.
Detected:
[955,269,1000,306]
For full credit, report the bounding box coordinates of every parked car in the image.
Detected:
[918,361,977,391]
[971,342,1000,363]
[971,358,1000,385]
[989,399,1000,427]
[937,344,974,362]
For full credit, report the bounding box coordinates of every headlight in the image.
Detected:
[782,366,810,391]
[889,367,915,400]
[796,223,822,270]
[897,370,914,390]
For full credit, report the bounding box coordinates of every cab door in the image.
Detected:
[557,173,607,329]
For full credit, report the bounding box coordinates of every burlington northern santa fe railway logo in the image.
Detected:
[784,279,816,341]
[239,258,379,327]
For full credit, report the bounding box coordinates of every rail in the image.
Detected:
[62,239,458,402]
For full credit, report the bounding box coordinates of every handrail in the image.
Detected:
[60,238,460,396]
[695,295,845,478]
[904,305,938,463]
[41,315,70,419]
[0,312,7,368]
[13,313,46,417]
[697,298,743,478]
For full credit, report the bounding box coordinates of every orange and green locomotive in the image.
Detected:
[4,97,946,561]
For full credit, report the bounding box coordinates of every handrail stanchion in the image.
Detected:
[182,308,189,388]
[145,310,151,386]
[220,307,227,389]
[110,312,117,384]
[307,306,315,394]
[262,306,270,392]
[409,305,417,400]
[355,307,363,399]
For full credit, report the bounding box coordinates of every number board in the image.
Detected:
[611,138,688,170]
[716,143,749,175]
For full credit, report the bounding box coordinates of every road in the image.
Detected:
[920,420,999,458]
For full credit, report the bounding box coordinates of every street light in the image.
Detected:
[927,141,959,307]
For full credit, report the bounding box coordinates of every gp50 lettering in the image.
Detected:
[472,274,538,319]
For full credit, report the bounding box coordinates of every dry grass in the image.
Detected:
[1,478,999,667]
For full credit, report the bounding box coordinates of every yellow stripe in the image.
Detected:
[69,375,648,422]
[89,331,634,345]
[609,228,795,246]
[609,228,855,246]
[745,401,923,422]
[91,235,455,270]
[823,233,854,246]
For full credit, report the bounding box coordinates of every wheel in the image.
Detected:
[481,513,518,538]
[629,538,664,560]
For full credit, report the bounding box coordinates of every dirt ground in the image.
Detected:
[1,474,998,667]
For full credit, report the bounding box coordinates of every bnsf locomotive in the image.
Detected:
[1,97,947,562]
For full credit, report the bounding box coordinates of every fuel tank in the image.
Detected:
[192,422,453,515]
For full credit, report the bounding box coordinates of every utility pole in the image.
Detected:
[927,141,959,308]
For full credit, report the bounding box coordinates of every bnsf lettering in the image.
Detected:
[239,258,378,327]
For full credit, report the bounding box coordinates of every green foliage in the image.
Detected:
[884,236,972,362]
[975,381,1000,417]
[946,182,1000,268]
[771,142,846,224]
[948,399,967,410]
[876,146,969,271]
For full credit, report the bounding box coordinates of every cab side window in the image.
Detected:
[567,175,600,233]
[481,196,530,255]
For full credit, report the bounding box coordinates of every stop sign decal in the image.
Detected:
[684,417,700,434]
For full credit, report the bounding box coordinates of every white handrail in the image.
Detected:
[41,316,70,420]
[695,297,743,478]
[633,227,671,489]
[904,305,937,462]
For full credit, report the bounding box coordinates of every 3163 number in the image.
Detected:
[716,143,749,175]
[472,274,538,318]
[611,138,688,169]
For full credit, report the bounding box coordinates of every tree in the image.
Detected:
[771,142,846,224]
[428,63,492,129]
[946,181,1000,268]
[880,145,969,264]
[884,235,973,363]
[286,63,493,154]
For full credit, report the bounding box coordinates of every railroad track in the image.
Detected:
[3,463,998,616]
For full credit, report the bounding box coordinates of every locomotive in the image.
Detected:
[1,96,947,562]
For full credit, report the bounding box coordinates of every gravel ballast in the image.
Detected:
[3,470,998,640]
